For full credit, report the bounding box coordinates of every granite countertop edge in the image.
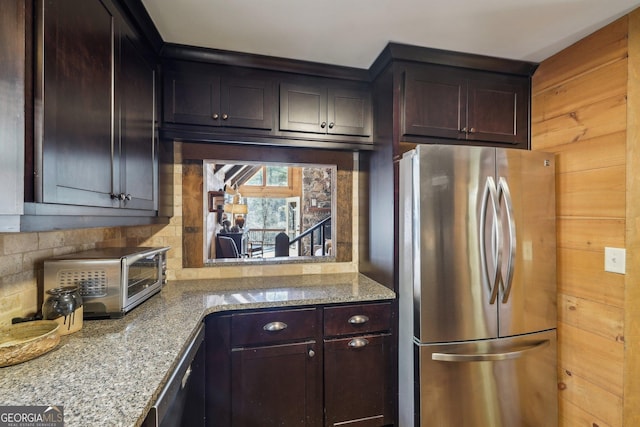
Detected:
[0,272,394,427]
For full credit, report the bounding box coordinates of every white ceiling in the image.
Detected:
[141,0,640,69]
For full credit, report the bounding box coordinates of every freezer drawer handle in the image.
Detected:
[348,315,369,325]
[348,338,369,348]
[263,321,288,332]
[431,340,550,362]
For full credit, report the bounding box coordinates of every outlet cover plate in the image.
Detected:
[604,247,626,274]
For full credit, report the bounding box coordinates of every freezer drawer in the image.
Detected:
[414,330,557,427]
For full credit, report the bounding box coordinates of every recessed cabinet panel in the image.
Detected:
[118,31,157,211]
[39,0,115,207]
[223,78,273,130]
[167,73,220,126]
[403,67,466,140]
[280,83,327,134]
[328,87,372,137]
[0,0,25,221]
[231,341,321,427]
[467,78,527,145]
[324,334,392,427]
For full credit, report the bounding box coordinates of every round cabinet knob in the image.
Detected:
[212,113,219,120]
[110,193,120,200]
[308,349,315,358]
[460,127,468,133]
[222,114,229,120]
[469,127,476,133]
[320,122,327,129]
[125,194,132,201]
[328,122,335,129]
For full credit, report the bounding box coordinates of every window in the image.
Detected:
[246,166,289,187]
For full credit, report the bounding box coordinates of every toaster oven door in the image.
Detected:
[123,248,168,312]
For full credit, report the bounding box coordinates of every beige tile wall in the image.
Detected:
[0,152,360,326]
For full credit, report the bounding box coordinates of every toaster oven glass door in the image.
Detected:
[126,252,162,304]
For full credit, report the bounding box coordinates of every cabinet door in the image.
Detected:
[0,0,24,221]
[39,0,116,207]
[117,28,157,210]
[164,70,221,126]
[403,65,467,140]
[220,77,274,130]
[467,75,529,146]
[231,341,321,427]
[327,87,372,137]
[279,83,328,134]
[324,334,392,427]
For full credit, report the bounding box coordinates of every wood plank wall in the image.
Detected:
[532,11,640,426]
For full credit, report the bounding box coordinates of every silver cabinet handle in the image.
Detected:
[348,338,369,348]
[320,121,327,128]
[263,321,287,332]
[308,349,315,358]
[432,340,550,362]
[212,113,219,120]
[328,122,334,129]
[222,114,229,120]
[348,315,369,325]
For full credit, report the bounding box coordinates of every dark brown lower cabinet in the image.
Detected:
[231,341,321,427]
[324,334,392,427]
[204,302,393,427]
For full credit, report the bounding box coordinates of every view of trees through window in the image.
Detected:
[245,197,287,230]
[244,166,290,230]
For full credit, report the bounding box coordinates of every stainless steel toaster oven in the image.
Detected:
[43,246,170,319]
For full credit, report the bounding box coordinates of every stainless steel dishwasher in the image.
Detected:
[143,323,205,427]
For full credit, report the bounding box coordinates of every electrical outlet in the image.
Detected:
[604,247,626,274]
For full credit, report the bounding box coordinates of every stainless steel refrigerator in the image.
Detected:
[398,145,557,427]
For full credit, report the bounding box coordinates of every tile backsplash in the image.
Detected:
[0,157,359,326]
[0,225,170,326]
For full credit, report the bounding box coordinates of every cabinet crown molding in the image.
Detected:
[369,42,539,80]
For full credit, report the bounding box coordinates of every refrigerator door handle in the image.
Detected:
[497,177,516,303]
[480,176,501,304]
[431,339,550,362]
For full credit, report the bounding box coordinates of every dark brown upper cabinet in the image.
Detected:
[163,63,274,132]
[116,22,157,211]
[35,0,157,211]
[0,0,26,231]
[279,79,372,139]
[403,63,529,147]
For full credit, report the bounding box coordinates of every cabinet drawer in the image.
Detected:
[231,308,317,347]
[324,303,391,337]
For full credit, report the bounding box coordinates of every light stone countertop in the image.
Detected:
[0,273,395,427]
